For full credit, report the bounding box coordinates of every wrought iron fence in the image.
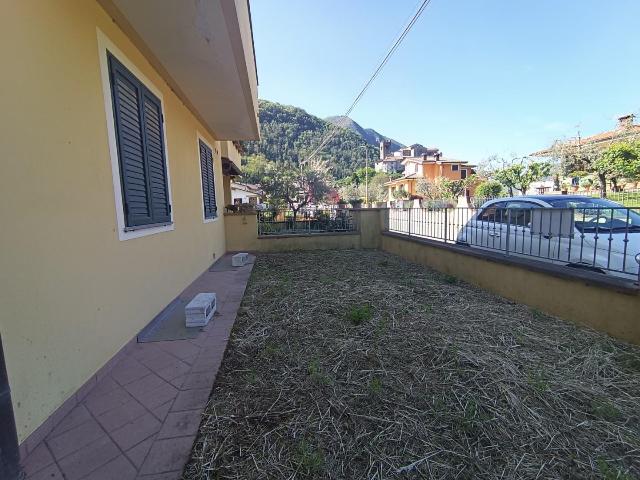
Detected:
[388,206,640,282]
[579,188,640,207]
[257,208,355,236]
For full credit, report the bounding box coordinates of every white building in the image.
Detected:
[231,182,264,206]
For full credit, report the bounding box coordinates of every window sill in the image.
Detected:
[119,222,174,241]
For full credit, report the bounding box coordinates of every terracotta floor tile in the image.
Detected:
[189,355,221,374]
[157,410,202,440]
[57,436,120,480]
[96,398,148,432]
[26,463,63,480]
[111,359,152,386]
[110,412,162,451]
[151,399,173,421]
[154,361,191,383]
[156,340,201,361]
[84,454,137,480]
[171,388,211,412]
[47,404,92,438]
[180,370,218,391]
[137,471,183,479]
[89,375,121,397]
[125,434,157,469]
[139,436,196,476]
[84,385,133,416]
[21,443,54,477]
[124,374,167,400]
[133,381,178,411]
[46,419,105,460]
[137,350,179,372]
[128,343,162,361]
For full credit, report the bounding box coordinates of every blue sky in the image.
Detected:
[250,0,640,164]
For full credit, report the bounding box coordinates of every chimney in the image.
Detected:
[379,140,391,160]
[617,114,635,129]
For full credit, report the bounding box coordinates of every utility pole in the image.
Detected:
[365,146,369,206]
[356,145,369,206]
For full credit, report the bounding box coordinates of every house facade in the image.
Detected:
[0,0,259,468]
[379,142,476,201]
[232,182,264,206]
[533,114,640,193]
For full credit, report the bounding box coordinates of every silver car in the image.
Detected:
[456,195,640,280]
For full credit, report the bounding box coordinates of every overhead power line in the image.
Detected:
[303,0,433,165]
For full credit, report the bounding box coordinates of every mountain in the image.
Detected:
[325,115,404,152]
[242,100,379,179]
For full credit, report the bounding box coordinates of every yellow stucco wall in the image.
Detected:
[0,0,234,441]
[225,213,365,252]
[382,234,640,345]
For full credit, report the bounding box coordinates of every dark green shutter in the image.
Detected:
[141,92,171,223]
[199,140,217,219]
[108,52,171,228]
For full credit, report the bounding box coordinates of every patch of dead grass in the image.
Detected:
[184,250,640,479]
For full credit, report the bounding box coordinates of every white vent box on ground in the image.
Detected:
[232,252,249,267]
[185,293,216,327]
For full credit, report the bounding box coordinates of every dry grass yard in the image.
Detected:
[184,250,640,479]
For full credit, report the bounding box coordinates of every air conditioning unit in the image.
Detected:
[232,252,249,267]
[185,293,216,327]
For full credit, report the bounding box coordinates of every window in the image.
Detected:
[480,201,541,226]
[108,53,171,230]
[478,202,507,223]
[248,196,257,205]
[506,201,541,227]
[451,164,459,171]
[460,169,467,179]
[198,139,217,219]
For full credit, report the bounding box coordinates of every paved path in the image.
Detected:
[21,255,254,479]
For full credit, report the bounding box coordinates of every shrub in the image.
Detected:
[475,180,505,199]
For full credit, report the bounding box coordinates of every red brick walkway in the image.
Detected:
[21,256,254,479]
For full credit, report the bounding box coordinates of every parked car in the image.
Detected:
[456,195,640,280]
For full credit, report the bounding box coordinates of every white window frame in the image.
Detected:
[96,28,175,241]
[451,164,459,171]
[196,132,220,224]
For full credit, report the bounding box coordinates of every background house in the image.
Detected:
[380,141,476,201]
[0,0,259,472]
[231,182,264,206]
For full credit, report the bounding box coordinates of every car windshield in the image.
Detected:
[546,198,640,232]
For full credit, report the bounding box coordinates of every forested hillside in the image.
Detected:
[242,100,379,179]
[325,115,403,152]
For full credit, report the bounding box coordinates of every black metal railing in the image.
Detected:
[388,206,640,282]
[257,208,356,236]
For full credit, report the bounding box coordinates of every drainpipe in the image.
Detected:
[0,334,21,480]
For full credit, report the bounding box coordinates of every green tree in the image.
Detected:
[549,137,640,197]
[493,160,551,195]
[367,174,389,203]
[392,187,410,200]
[475,180,505,198]
[594,141,640,192]
[240,154,270,185]
[348,167,377,186]
[259,161,332,219]
[415,179,439,200]
[437,177,468,199]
